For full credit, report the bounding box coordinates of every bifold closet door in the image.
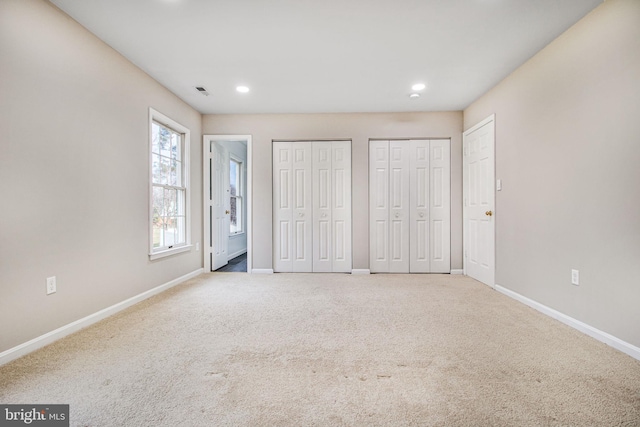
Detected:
[369,139,450,273]
[429,140,451,273]
[369,140,410,273]
[313,141,352,272]
[273,141,312,272]
[274,141,351,273]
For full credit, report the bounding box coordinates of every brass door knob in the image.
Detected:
[225,210,230,214]
[485,210,493,216]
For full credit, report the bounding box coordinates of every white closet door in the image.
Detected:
[409,140,430,273]
[389,140,410,273]
[292,142,313,272]
[331,141,352,273]
[273,142,293,272]
[430,140,451,273]
[313,142,332,272]
[369,141,390,273]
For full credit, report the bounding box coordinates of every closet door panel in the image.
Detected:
[332,141,352,272]
[313,142,333,272]
[410,140,430,272]
[430,139,451,272]
[273,142,293,272]
[369,141,390,273]
[389,141,410,273]
[292,142,313,272]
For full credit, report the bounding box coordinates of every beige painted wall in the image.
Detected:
[464,0,640,347]
[202,112,463,271]
[0,0,202,352]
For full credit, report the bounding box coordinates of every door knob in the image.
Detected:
[225,210,230,214]
[419,212,425,218]
[485,210,493,216]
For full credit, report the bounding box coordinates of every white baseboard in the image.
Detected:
[228,249,247,260]
[450,269,464,275]
[495,284,640,362]
[0,268,203,367]
[252,268,274,274]
[351,269,371,275]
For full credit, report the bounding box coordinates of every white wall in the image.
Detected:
[0,0,203,353]
[202,112,463,271]
[464,0,640,347]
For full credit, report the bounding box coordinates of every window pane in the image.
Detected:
[230,197,242,234]
[176,189,185,216]
[159,127,171,158]
[152,123,160,155]
[152,186,164,217]
[176,216,186,245]
[152,154,163,184]
[153,221,163,248]
[164,188,177,217]
[171,133,181,162]
[230,160,238,196]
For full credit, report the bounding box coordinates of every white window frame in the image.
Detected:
[229,155,244,236]
[149,108,191,260]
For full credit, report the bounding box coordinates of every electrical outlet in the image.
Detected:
[571,269,579,286]
[46,276,57,295]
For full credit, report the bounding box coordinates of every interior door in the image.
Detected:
[429,139,451,273]
[331,141,352,273]
[463,116,495,286]
[273,141,312,272]
[211,142,229,270]
[369,140,390,273]
[389,141,410,273]
[409,140,430,273]
[313,142,332,272]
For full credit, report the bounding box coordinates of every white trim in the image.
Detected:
[251,268,274,274]
[495,284,640,362]
[450,269,464,275]
[351,269,371,275]
[228,249,247,260]
[149,244,192,261]
[203,135,253,274]
[0,269,204,367]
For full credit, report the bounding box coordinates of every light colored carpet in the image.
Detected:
[1,273,639,426]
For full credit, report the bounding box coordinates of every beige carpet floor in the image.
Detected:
[1,273,639,426]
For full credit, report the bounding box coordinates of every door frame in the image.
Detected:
[462,114,495,287]
[203,134,253,273]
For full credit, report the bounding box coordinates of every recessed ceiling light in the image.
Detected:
[409,93,421,99]
[236,86,250,93]
[411,83,426,91]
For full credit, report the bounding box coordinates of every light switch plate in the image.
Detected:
[496,179,502,191]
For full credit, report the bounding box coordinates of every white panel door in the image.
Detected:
[409,140,430,273]
[429,139,451,273]
[313,142,333,272]
[389,140,410,273]
[292,142,313,272]
[463,116,495,286]
[369,140,390,273]
[211,142,229,270]
[331,141,352,273]
[273,142,294,272]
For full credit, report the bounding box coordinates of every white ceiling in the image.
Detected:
[50,0,602,115]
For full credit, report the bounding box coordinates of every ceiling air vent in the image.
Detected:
[195,86,209,96]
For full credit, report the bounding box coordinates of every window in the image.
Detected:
[149,109,190,259]
[230,157,243,235]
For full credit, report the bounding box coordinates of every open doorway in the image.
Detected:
[203,135,252,273]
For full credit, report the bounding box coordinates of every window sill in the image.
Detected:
[149,244,192,261]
